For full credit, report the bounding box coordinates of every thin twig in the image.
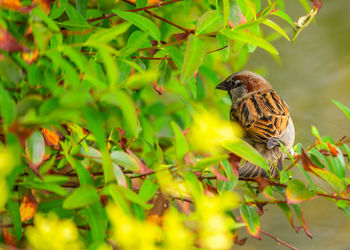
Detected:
[127,165,178,178]
[127,0,183,12]
[121,0,191,32]
[131,56,169,60]
[143,8,192,32]
[0,223,90,230]
[207,45,228,54]
[169,196,193,203]
[260,229,300,250]
[132,46,229,60]
[87,0,191,32]
[241,178,350,202]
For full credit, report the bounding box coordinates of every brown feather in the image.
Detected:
[232,89,290,144]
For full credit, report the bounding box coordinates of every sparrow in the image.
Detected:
[216,71,295,178]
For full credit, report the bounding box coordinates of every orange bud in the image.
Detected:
[22,49,39,65]
[327,142,338,157]
[20,195,38,222]
[41,128,60,149]
[0,0,22,10]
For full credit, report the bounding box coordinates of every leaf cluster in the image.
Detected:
[1,0,348,249]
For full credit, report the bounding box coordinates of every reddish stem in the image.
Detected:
[260,229,300,250]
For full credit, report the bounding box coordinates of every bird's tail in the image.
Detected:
[239,158,283,179]
[239,145,284,179]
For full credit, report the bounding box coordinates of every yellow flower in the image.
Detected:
[107,205,161,250]
[0,148,15,209]
[163,208,194,249]
[26,213,84,250]
[196,192,241,250]
[189,109,242,152]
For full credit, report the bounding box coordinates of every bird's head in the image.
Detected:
[216,71,272,102]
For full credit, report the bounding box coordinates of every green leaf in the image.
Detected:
[183,171,203,202]
[23,179,69,196]
[0,85,16,127]
[217,160,238,193]
[311,125,320,139]
[121,31,149,56]
[84,204,106,242]
[7,200,22,240]
[240,204,260,238]
[82,108,113,183]
[332,100,350,122]
[277,203,296,230]
[195,155,228,169]
[104,184,131,214]
[110,150,140,171]
[276,0,285,11]
[222,0,230,26]
[286,180,316,204]
[98,45,118,87]
[76,0,88,16]
[0,57,23,84]
[180,35,207,84]
[340,144,350,164]
[262,19,290,41]
[114,91,138,138]
[46,51,80,87]
[171,121,189,164]
[32,7,60,31]
[195,10,224,35]
[260,2,276,17]
[279,169,290,184]
[310,166,345,193]
[222,28,278,55]
[120,187,152,209]
[298,0,312,12]
[254,0,261,12]
[216,33,230,62]
[236,0,256,20]
[25,131,45,169]
[157,60,172,86]
[50,0,68,19]
[113,163,128,187]
[112,9,161,41]
[76,161,94,185]
[291,204,313,238]
[136,0,148,8]
[139,179,158,202]
[63,185,100,209]
[65,3,89,25]
[272,10,294,28]
[28,64,41,87]
[87,22,131,43]
[223,138,269,171]
[165,46,184,69]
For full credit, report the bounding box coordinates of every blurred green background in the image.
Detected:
[243,0,350,249]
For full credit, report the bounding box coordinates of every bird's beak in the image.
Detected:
[215,81,228,90]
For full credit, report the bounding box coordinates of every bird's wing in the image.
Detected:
[233,89,290,144]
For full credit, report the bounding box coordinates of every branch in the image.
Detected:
[208,45,228,54]
[242,178,350,202]
[87,0,191,32]
[0,223,90,230]
[260,229,300,250]
[131,56,169,60]
[126,0,183,12]
[131,46,228,61]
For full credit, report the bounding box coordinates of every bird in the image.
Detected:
[216,71,295,178]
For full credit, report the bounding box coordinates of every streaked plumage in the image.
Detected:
[216,71,295,178]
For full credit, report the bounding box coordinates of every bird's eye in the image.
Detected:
[232,80,241,88]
